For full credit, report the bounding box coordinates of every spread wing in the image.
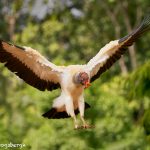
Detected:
[0,40,65,91]
[85,14,150,82]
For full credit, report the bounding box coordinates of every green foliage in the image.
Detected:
[124,61,150,99]
[0,1,150,150]
[143,109,150,135]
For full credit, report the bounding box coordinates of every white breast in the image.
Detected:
[60,66,84,101]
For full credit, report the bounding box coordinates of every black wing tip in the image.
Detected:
[15,45,26,50]
[141,13,150,26]
[138,13,150,33]
[119,13,150,44]
[0,39,25,51]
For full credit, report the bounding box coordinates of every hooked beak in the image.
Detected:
[84,80,91,88]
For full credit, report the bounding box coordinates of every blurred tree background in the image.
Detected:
[0,0,150,149]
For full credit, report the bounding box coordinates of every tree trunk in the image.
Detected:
[6,15,16,41]
[119,1,137,69]
[101,2,128,75]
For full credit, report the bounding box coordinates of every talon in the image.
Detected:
[74,125,79,130]
[90,125,95,128]
[82,124,95,129]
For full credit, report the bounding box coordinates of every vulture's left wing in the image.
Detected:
[0,40,65,91]
[85,14,150,82]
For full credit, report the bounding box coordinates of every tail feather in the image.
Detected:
[85,102,90,109]
[42,108,70,119]
[42,102,91,119]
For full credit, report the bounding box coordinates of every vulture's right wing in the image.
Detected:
[85,14,150,82]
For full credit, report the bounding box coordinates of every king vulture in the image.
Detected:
[0,14,150,129]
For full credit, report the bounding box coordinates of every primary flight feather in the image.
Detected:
[0,14,150,129]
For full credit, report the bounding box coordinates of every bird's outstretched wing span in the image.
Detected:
[86,14,150,82]
[0,41,65,91]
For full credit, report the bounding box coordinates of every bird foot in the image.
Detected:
[82,124,95,129]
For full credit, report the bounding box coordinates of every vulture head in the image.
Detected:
[75,72,91,88]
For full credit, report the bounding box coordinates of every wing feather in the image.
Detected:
[85,14,150,82]
[0,40,65,91]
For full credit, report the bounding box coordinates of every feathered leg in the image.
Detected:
[65,95,79,129]
[78,96,94,129]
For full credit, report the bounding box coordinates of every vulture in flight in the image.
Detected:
[0,14,150,129]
